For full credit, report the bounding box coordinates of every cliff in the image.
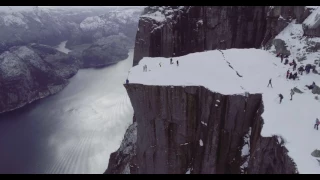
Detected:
[133,6,310,66]
[106,84,297,174]
[105,6,320,174]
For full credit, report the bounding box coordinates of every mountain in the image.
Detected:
[66,7,144,48]
[0,44,80,113]
[0,6,109,54]
[106,6,320,174]
[0,6,142,113]
[71,34,132,68]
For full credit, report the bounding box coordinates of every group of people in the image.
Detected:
[276,53,319,131]
[170,58,179,66]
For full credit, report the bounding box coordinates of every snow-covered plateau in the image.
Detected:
[128,47,320,173]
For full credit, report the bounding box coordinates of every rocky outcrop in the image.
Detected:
[302,7,320,37]
[263,6,311,48]
[106,122,137,174]
[105,84,297,174]
[312,85,320,95]
[133,6,309,66]
[0,44,80,113]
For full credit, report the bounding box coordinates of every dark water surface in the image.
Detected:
[0,48,134,174]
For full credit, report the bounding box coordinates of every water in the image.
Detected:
[55,41,71,54]
[0,42,134,174]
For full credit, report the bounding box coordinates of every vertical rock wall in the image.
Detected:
[105,84,297,174]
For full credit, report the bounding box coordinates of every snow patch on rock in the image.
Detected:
[3,14,28,27]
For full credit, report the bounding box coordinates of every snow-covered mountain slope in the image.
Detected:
[0,6,111,53]
[67,7,143,48]
[269,20,320,62]
[80,8,142,31]
[127,48,320,174]
[0,44,80,113]
[303,7,320,37]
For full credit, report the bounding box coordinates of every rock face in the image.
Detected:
[133,6,309,66]
[106,84,297,174]
[302,7,320,37]
[312,84,320,95]
[0,44,80,113]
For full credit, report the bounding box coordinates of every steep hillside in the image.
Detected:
[66,7,143,48]
[0,44,80,113]
[0,6,110,54]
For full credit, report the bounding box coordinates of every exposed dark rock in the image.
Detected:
[105,84,297,174]
[306,42,320,53]
[105,122,137,174]
[133,6,309,66]
[293,87,304,94]
[312,85,320,95]
[271,39,291,56]
[311,149,320,158]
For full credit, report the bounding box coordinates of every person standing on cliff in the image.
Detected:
[280,54,284,63]
[279,94,283,104]
[284,59,289,65]
[286,70,290,79]
[126,79,129,84]
[170,58,173,64]
[314,118,319,130]
[293,63,297,71]
[159,62,162,67]
[267,78,273,88]
[176,60,179,66]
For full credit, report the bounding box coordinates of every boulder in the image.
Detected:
[293,87,304,94]
[312,85,320,95]
[311,149,320,158]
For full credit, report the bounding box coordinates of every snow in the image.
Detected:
[0,51,29,79]
[303,7,320,28]
[180,142,189,146]
[141,11,166,22]
[55,41,71,54]
[3,14,27,27]
[185,168,191,174]
[272,21,320,64]
[128,46,320,173]
[199,139,203,147]
[79,8,141,32]
[241,128,251,157]
[201,121,207,126]
[80,16,105,31]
